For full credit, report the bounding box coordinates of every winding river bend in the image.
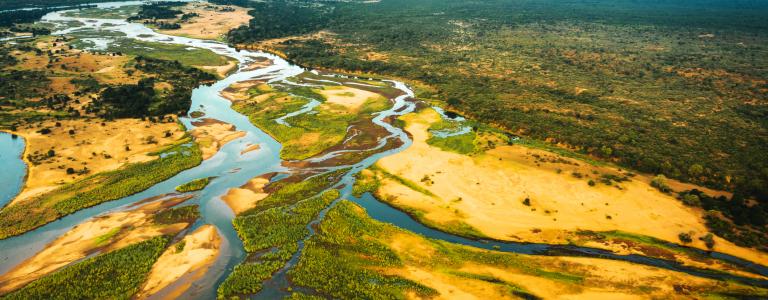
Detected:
[0,1,766,298]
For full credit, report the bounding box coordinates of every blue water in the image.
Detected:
[0,133,25,208]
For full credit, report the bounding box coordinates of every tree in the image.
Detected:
[651,174,671,193]
[688,164,704,177]
[700,233,715,249]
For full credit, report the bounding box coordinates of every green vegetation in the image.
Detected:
[288,200,583,298]
[0,0,114,10]
[677,189,768,251]
[232,83,390,160]
[127,1,183,21]
[94,227,122,246]
[0,70,50,102]
[218,0,768,205]
[447,271,539,299]
[242,169,348,215]
[288,200,438,299]
[353,165,487,239]
[218,170,347,299]
[175,177,212,193]
[104,39,230,68]
[0,137,202,239]
[235,190,339,252]
[2,236,169,299]
[217,244,298,298]
[153,205,200,225]
[62,5,140,19]
[86,56,216,118]
[573,230,754,274]
[368,164,434,197]
[427,130,477,154]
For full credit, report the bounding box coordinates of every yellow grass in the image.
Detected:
[0,196,193,293]
[136,225,221,299]
[11,119,185,205]
[372,108,768,265]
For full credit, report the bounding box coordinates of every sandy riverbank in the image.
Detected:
[385,227,761,299]
[221,173,274,215]
[369,108,768,265]
[190,118,246,160]
[0,195,194,294]
[9,119,185,205]
[136,225,221,299]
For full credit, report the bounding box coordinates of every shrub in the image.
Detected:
[678,232,692,244]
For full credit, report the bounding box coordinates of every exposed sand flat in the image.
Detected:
[387,232,756,300]
[157,2,252,40]
[10,119,185,205]
[0,196,193,294]
[372,108,768,265]
[240,143,261,155]
[221,174,272,215]
[318,86,384,112]
[190,119,246,160]
[195,58,238,78]
[136,225,221,299]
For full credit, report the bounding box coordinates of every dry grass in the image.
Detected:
[11,119,185,204]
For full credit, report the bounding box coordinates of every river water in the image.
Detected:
[0,1,766,298]
[0,133,25,208]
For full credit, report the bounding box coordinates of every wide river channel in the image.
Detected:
[0,1,766,298]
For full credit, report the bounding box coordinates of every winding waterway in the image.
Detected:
[0,1,766,298]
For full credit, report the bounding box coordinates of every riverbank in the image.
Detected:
[0,195,196,294]
[0,131,28,208]
[359,107,768,267]
[136,224,222,299]
[8,118,186,206]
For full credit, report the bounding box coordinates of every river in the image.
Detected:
[0,133,25,208]
[0,1,765,298]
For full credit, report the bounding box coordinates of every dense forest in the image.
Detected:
[87,56,216,118]
[127,1,185,21]
[0,0,113,10]
[0,5,94,27]
[215,0,768,201]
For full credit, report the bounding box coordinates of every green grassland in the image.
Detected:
[100,39,230,68]
[62,5,140,19]
[231,83,391,160]
[218,170,347,298]
[0,137,202,240]
[175,177,212,193]
[1,236,169,299]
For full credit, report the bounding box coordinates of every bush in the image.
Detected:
[678,232,693,244]
[651,174,671,193]
[2,236,169,299]
[700,233,715,249]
